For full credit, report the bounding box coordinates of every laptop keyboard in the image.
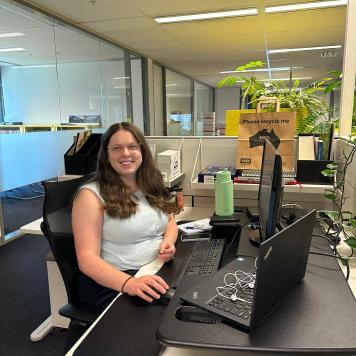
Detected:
[207,287,254,320]
[183,239,224,277]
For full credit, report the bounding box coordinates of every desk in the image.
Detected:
[67,208,356,356]
[22,207,199,342]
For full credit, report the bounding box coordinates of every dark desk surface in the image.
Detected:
[72,212,356,356]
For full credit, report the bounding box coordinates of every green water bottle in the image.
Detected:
[215,168,234,216]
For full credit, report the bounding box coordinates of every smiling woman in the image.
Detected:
[72,122,179,306]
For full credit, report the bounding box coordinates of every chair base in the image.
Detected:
[30,316,55,342]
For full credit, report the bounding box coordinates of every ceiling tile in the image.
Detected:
[26,0,141,23]
[83,17,175,43]
[159,15,263,40]
[129,0,260,16]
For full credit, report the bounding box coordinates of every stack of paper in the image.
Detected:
[178,218,212,235]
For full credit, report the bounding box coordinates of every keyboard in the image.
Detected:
[207,286,254,320]
[241,169,295,179]
[183,239,224,277]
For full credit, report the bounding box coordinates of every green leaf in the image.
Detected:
[235,60,265,72]
[350,218,356,228]
[325,193,337,201]
[322,210,340,220]
[345,238,356,249]
[321,169,335,177]
[227,77,237,87]
[326,163,338,169]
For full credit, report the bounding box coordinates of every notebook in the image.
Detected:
[180,209,316,330]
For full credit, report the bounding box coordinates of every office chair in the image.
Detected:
[41,173,101,326]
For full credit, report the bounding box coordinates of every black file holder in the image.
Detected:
[296,160,333,184]
[64,133,102,174]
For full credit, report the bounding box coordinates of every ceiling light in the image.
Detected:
[113,76,130,80]
[269,45,342,54]
[0,47,27,53]
[220,66,303,74]
[13,64,55,69]
[265,0,347,14]
[154,8,258,24]
[0,32,25,38]
[166,83,178,86]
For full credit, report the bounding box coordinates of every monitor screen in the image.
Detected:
[258,140,283,241]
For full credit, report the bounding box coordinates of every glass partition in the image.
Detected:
[194,81,213,135]
[0,0,145,241]
[165,68,193,136]
[130,54,144,131]
[99,41,128,127]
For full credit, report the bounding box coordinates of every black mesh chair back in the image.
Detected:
[41,173,99,324]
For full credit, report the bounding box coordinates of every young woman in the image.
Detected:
[72,122,178,307]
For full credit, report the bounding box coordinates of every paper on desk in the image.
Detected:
[135,258,164,277]
[178,218,212,235]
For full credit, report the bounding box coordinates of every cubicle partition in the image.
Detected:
[146,136,334,211]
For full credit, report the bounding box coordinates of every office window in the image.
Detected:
[165,69,193,136]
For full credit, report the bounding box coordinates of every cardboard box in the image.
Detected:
[157,150,181,181]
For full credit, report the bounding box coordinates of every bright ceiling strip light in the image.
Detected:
[265,0,347,14]
[0,32,25,38]
[154,8,258,24]
[269,45,341,54]
[113,76,130,80]
[0,47,26,53]
[166,83,178,86]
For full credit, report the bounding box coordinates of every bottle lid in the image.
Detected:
[216,168,231,182]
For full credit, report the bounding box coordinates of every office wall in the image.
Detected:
[215,87,240,127]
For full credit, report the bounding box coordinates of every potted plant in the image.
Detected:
[217,61,331,134]
[321,136,356,251]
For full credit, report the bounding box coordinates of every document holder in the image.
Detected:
[65,133,102,174]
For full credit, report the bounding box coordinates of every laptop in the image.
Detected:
[180,209,316,330]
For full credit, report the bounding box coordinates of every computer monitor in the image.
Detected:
[255,140,284,243]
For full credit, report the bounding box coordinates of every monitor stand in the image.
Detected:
[248,229,262,246]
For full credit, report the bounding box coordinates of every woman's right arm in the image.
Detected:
[72,188,168,301]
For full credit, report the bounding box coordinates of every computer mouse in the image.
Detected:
[131,287,176,306]
[152,287,176,305]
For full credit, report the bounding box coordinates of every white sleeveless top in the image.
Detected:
[80,182,168,270]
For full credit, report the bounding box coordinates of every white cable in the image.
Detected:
[282,203,303,209]
[215,268,256,304]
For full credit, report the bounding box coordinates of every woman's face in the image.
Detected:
[107,129,142,181]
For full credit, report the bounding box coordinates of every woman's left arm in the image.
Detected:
[159,214,178,262]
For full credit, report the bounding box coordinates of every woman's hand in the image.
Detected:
[123,275,169,302]
[158,240,176,262]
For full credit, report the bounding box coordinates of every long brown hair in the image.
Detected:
[95,122,176,218]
